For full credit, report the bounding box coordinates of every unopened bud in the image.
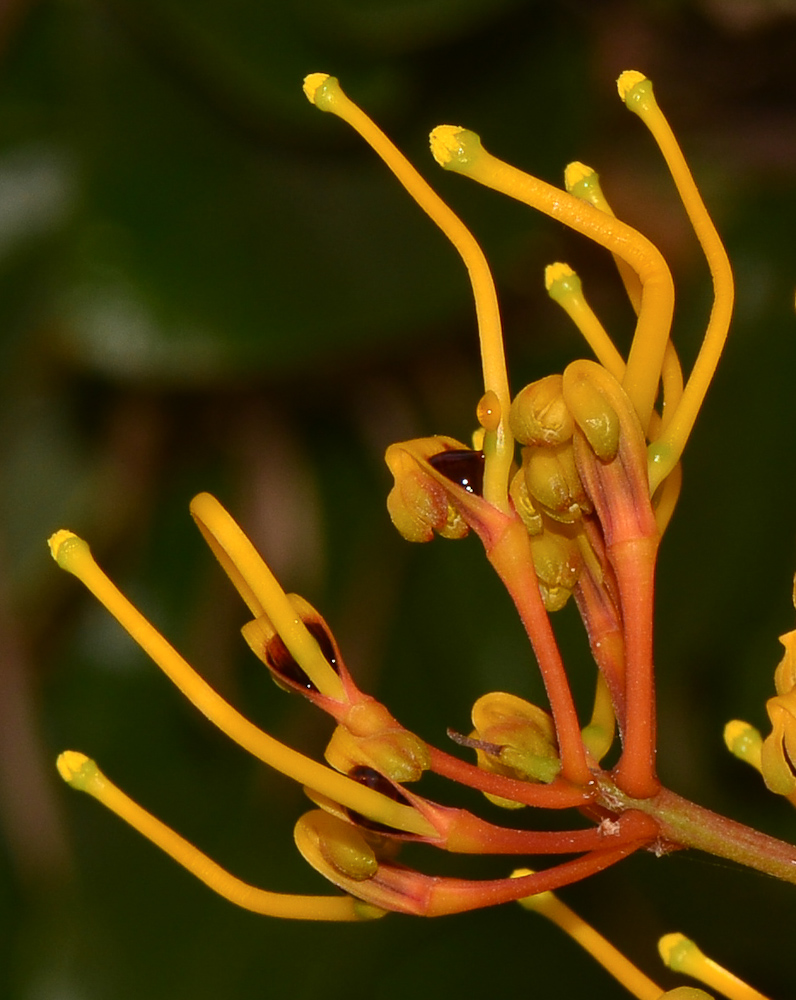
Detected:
[761,696,796,795]
[294,810,379,882]
[470,691,561,798]
[529,524,581,612]
[509,375,574,447]
[325,725,430,783]
[522,443,589,522]
[508,468,543,536]
[385,437,475,542]
[562,362,620,462]
[774,628,796,696]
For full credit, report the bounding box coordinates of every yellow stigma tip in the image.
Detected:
[658,932,696,971]
[544,262,576,292]
[723,720,763,764]
[564,161,595,190]
[56,751,99,791]
[303,73,330,104]
[303,73,338,111]
[429,125,465,167]
[48,530,90,571]
[429,124,483,171]
[617,70,648,102]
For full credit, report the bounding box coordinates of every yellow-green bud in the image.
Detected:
[761,696,796,795]
[544,263,583,307]
[508,468,543,536]
[562,362,621,462]
[509,375,574,447]
[385,438,471,542]
[470,692,561,798]
[529,523,581,612]
[774,628,796,696]
[294,810,379,882]
[522,443,589,523]
[325,724,430,784]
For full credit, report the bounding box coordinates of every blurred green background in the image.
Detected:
[2,0,796,997]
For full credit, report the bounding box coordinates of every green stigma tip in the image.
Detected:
[429,125,482,171]
[617,70,647,102]
[723,720,763,766]
[658,932,698,973]
[617,70,654,115]
[564,161,595,192]
[352,899,388,921]
[56,751,100,792]
[48,530,91,573]
[545,262,581,300]
[303,73,337,111]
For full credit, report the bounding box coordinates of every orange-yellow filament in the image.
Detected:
[56,752,382,921]
[304,73,512,512]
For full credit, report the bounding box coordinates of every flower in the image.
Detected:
[727,576,796,806]
[52,68,790,999]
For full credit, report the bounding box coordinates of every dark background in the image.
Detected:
[2,1,796,997]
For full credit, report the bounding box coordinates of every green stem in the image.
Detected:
[599,778,796,884]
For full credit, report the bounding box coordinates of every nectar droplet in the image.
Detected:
[476,390,501,433]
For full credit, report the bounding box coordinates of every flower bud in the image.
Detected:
[294,810,379,882]
[324,724,430,783]
[469,692,561,804]
[508,467,543,536]
[774,627,796,697]
[522,442,590,523]
[761,696,796,795]
[562,361,621,462]
[385,437,475,542]
[509,374,574,447]
[529,521,582,612]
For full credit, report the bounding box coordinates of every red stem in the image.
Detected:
[439,807,637,855]
[375,811,658,915]
[612,537,660,798]
[574,430,660,799]
[483,518,591,786]
[428,746,591,808]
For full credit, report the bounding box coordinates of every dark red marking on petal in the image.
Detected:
[265,620,339,691]
[346,765,412,835]
[428,449,485,496]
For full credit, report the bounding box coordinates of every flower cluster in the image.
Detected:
[52,70,792,998]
